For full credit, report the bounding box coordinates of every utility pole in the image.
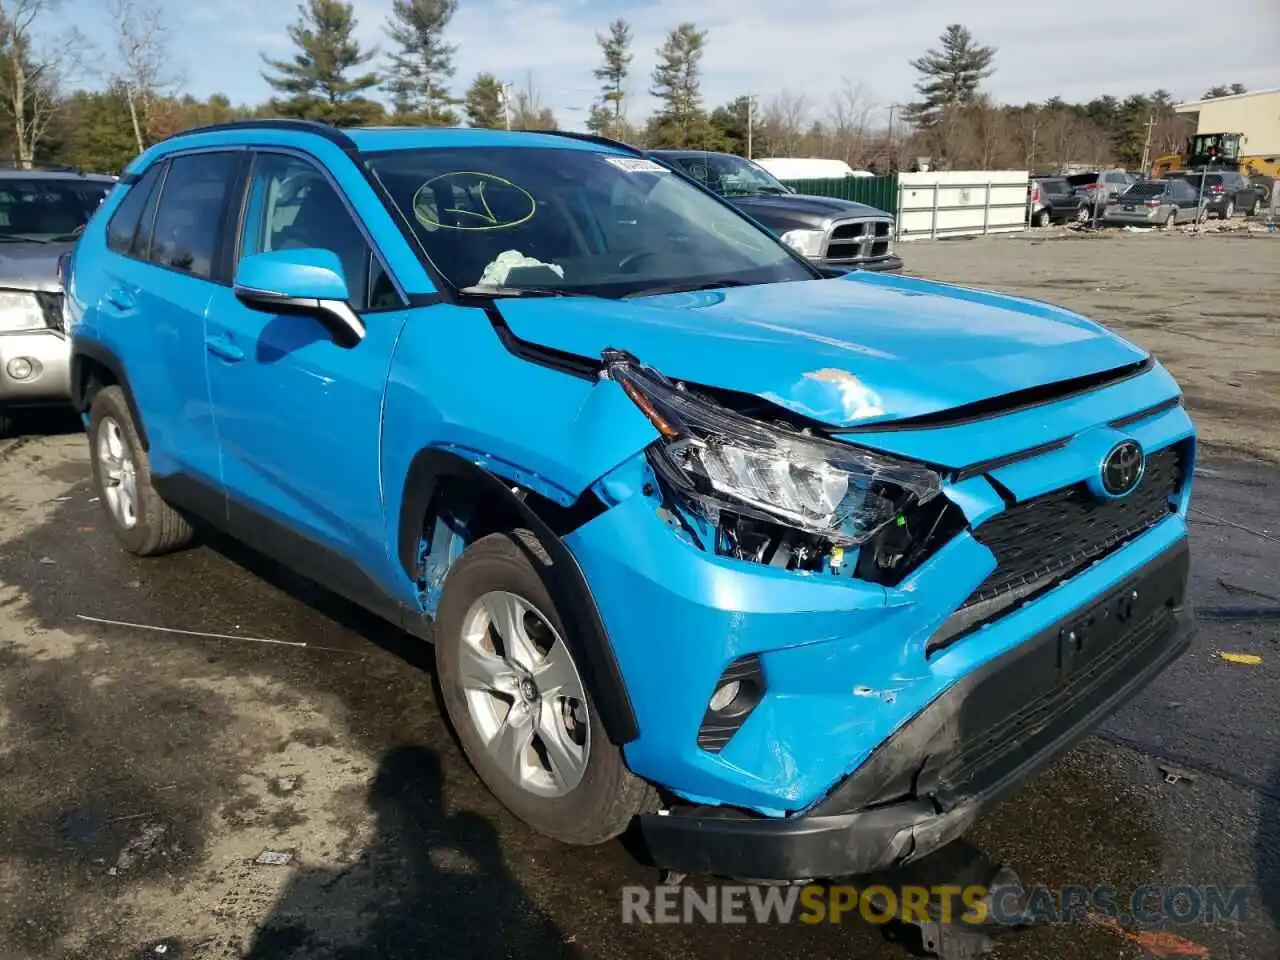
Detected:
[1139,113,1157,176]
[746,94,756,159]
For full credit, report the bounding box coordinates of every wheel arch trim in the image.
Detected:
[70,340,150,451]
[398,447,640,745]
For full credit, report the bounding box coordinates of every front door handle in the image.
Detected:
[205,335,245,363]
[103,286,136,311]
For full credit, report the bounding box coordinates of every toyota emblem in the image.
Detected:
[1101,440,1145,497]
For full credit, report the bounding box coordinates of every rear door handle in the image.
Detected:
[205,335,245,363]
[103,286,136,311]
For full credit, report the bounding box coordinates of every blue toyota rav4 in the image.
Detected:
[66,120,1196,881]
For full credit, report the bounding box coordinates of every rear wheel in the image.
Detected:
[1076,205,1090,224]
[1035,208,1051,228]
[1222,199,1235,219]
[88,386,194,556]
[1163,208,1178,229]
[1251,198,1263,217]
[435,530,656,845]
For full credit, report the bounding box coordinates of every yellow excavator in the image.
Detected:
[1152,132,1280,178]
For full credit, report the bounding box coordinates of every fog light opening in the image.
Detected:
[6,357,36,381]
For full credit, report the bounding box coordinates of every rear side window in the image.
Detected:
[148,152,241,280]
[106,165,163,253]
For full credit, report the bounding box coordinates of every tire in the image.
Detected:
[1035,208,1051,228]
[1163,208,1177,229]
[1222,200,1234,220]
[1076,205,1090,224]
[1251,198,1263,217]
[436,530,656,845]
[88,385,194,556]
[0,406,12,440]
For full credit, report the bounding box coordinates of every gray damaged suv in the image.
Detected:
[0,166,115,437]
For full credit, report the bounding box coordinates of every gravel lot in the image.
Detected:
[1,231,1278,960]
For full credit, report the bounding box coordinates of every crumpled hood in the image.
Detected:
[495,272,1149,429]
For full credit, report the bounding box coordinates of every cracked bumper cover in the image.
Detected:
[638,538,1193,881]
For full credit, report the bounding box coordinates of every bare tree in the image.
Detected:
[827,80,873,166]
[760,91,807,156]
[0,0,84,167]
[108,0,183,154]
[511,72,556,130]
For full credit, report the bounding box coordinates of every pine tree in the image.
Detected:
[1202,83,1247,100]
[648,23,715,149]
[464,72,503,128]
[262,0,383,125]
[903,24,996,129]
[586,18,631,138]
[383,0,459,124]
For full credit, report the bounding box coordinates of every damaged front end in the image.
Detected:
[548,343,1194,881]
[604,354,955,580]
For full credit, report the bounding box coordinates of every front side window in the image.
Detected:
[365,147,813,299]
[0,177,111,243]
[239,152,395,311]
[149,152,240,279]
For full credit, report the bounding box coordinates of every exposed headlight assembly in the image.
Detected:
[608,359,941,545]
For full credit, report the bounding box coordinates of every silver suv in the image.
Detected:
[0,166,115,436]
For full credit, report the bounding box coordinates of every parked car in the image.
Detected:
[1103,179,1206,227]
[1027,176,1089,226]
[68,121,1197,883]
[647,149,902,272]
[1068,170,1141,217]
[1162,171,1265,219]
[0,166,115,437]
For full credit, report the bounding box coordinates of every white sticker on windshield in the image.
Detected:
[604,156,669,173]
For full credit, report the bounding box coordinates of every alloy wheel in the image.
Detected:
[97,416,139,530]
[459,590,590,798]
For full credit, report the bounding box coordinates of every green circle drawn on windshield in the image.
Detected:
[412,171,537,231]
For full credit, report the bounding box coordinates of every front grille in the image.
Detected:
[963,443,1185,609]
[822,217,894,263]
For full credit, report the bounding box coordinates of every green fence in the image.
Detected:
[779,174,899,216]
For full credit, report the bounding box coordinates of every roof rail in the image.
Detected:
[513,129,643,155]
[155,118,359,153]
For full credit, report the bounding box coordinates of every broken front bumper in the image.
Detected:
[638,539,1193,881]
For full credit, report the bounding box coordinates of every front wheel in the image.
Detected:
[435,530,656,845]
[88,386,194,556]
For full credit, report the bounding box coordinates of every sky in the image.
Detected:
[68,0,1280,132]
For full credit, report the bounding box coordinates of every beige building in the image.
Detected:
[1174,88,1280,158]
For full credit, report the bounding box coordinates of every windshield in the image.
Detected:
[660,153,791,198]
[364,147,814,299]
[0,178,111,242]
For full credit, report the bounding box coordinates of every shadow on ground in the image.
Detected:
[244,744,579,960]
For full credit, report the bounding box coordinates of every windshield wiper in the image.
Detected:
[622,278,757,299]
[458,284,583,299]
